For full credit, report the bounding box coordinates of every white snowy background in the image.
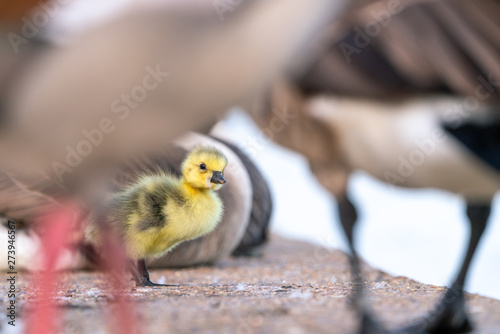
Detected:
[39,0,500,300]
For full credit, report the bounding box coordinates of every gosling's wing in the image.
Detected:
[0,168,66,223]
[113,174,184,233]
[100,144,188,234]
[131,182,175,232]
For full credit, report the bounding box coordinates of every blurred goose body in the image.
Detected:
[0,0,342,190]
[307,95,500,199]
[253,78,500,332]
[305,95,500,333]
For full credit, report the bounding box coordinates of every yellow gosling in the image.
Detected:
[85,146,227,286]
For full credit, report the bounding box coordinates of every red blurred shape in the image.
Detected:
[99,223,139,334]
[24,204,76,334]
[24,203,140,333]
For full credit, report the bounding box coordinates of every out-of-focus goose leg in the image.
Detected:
[336,194,387,334]
[402,202,491,334]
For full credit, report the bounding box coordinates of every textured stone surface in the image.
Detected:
[1,236,500,333]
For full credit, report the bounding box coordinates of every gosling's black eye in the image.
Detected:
[199,163,206,170]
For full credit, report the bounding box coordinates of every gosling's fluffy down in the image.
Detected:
[85,146,228,262]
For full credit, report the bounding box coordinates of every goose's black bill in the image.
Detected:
[210,171,225,184]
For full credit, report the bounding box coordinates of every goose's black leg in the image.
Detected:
[402,202,491,334]
[336,194,387,334]
[132,259,175,287]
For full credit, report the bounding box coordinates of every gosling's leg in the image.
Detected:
[336,194,387,334]
[402,202,491,334]
[132,259,175,287]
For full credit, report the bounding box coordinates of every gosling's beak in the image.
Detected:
[210,171,226,184]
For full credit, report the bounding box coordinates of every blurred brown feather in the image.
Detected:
[0,1,48,22]
[0,0,446,202]
[0,169,62,224]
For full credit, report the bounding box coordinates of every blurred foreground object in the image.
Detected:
[250,0,500,332]
[0,0,345,197]
[0,0,333,287]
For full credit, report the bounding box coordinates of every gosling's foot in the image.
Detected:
[136,278,178,287]
[133,259,179,287]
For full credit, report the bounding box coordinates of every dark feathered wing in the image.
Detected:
[296,0,500,100]
[0,169,65,225]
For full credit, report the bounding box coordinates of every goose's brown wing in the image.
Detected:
[297,0,500,100]
[0,1,49,22]
[0,169,64,224]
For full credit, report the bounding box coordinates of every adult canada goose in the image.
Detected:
[252,88,500,334]
[249,0,500,332]
[308,96,500,334]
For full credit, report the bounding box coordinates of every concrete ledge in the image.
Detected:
[1,235,500,333]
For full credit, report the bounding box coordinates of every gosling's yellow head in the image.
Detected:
[181,146,228,190]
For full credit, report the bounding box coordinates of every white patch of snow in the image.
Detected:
[157,276,167,285]
[288,290,312,299]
